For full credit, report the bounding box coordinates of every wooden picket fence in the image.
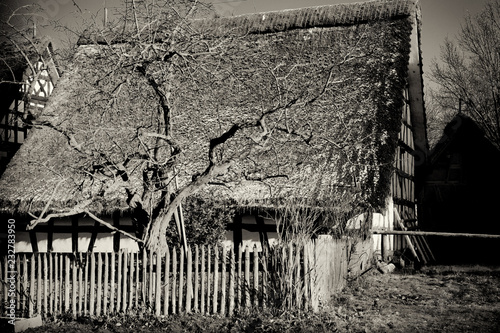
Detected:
[0,238,366,318]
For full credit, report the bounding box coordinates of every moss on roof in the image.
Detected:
[0,0,420,215]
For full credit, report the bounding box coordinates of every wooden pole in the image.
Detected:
[372,230,500,238]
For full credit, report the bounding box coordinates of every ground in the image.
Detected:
[22,265,500,333]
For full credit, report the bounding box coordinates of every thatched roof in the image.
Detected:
[0,0,423,215]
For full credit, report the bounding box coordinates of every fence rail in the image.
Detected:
[1,238,370,318]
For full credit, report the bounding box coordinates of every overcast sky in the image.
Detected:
[1,0,493,90]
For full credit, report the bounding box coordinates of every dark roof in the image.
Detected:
[428,113,500,166]
[0,0,423,215]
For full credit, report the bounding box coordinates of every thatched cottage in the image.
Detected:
[0,0,426,257]
[420,114,500,263]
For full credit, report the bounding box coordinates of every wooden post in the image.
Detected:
[29,254,35,317]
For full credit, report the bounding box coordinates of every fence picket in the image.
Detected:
[37,254,42,315]
[155,251,162,316]
[213,245,219,314]
[253,246,259,308]
[200,245,205,314]
[236,248,242,310]
[103,253,109,315]
[171,247,177,314]
[186,247,192,313]
[89,253,95,316]
[29,255,34,317]
[116,251,122,313]
[207,246,211,314]
[110,252,115,313]
[178,247,184,313]
[194,245,199,313]
[228,246,235,314]
[221,246,227,316]
[122,251,128,312]
[49,254,53,315]
[245,246,250,308]
[129,253,134,310]
[163,246,170,316]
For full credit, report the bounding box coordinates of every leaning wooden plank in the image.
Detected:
[393,209,420,262]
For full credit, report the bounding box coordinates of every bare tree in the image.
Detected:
[430,0,500,149]
[3,0,386,253]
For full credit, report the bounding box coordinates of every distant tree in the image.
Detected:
[430,0,500,149]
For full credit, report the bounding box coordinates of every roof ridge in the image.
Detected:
[193,0,419,36]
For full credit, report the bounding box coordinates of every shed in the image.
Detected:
[0,0,427,258]
[419,113,500,263]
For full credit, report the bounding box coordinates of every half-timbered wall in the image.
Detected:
[391,87,417,251]
[0,53,59,175]
[14,215,139,253]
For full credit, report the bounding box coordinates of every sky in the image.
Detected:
[1,0,493,90]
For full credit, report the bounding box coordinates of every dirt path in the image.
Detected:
[333,266,500,332]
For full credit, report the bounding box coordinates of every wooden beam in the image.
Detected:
[372,230,500,239]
